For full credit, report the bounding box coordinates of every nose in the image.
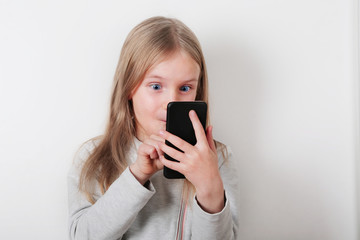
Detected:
[162,90,180,110]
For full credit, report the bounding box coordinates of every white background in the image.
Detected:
[0,0,359,239]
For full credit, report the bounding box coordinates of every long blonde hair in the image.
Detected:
[79,16,224,203]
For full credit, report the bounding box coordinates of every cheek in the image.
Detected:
[192,90,198,99]
[133,94,158,118]
[188,91,198,101]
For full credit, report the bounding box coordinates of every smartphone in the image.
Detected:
[163,101,207,179]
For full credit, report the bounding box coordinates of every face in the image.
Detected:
[130,51,200,141]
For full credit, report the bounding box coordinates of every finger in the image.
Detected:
[189,110,207,146]
[139,143,158,159]
[206,125,217,152]
[150,134,164,143]
[149,147,158,160]
[158,141,186,162]
[149,134,165,155]
[159,155,184,173]
[159,130,193,153]
[143,137,162,156]
[155,159,164,170]
[144,137,161,148]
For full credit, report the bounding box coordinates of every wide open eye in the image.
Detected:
[150,84,161,90]
[180,85,191,92]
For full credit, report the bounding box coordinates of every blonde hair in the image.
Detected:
[78,16,225,204]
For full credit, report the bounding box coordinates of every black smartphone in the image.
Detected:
[163,101,207,179]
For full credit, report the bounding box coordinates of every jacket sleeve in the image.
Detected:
[67,141,156,240]
[191,148,240,240]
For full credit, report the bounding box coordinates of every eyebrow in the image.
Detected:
[145,75,165,80]
[146,75,198,82]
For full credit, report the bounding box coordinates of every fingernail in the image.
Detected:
[159,130,165,135]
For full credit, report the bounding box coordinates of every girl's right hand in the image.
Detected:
[129,135,164,185]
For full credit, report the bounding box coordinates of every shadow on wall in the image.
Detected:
[204,31,266,236]
[203,32,334,239]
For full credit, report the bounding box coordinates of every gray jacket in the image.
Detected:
[67,138,239,240]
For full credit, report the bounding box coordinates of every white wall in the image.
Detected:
[0,0,358,239]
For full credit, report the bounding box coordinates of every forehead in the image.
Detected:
[145,51,200,81]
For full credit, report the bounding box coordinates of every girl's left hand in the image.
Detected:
[158,110,225,214]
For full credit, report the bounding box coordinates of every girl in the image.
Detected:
[68,16,239,240]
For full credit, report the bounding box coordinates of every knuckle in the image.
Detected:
[182,164,190,174]
[192,150,200,159]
